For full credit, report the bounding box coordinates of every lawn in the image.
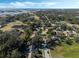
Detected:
[50,43,79,58]
[63,43,79,58]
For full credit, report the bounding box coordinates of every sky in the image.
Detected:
[0,0,79,9]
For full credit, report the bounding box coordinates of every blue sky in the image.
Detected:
[0,0,79,8]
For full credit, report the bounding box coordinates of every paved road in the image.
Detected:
[43,38,51,58]
[28,45,32,58]
[28,31,36,58]
[44,48,50,58]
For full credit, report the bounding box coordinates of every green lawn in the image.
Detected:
[50,43,79,58]
[63,43,79,58]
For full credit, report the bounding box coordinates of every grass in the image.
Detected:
[50,43,79,58]
[50,46,64,58]
[64,50,79,58]
[0,21,25,32]
[63,43,79,58]
[1,24,13,31]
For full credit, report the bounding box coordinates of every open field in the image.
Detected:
[50,43,79,58]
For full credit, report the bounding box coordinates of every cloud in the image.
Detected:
[0,0,79,9]
[0,1,56,8]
